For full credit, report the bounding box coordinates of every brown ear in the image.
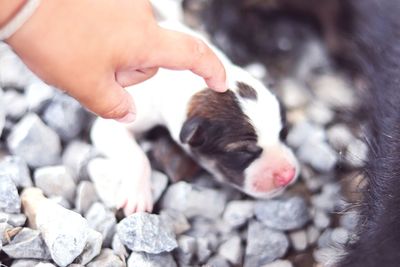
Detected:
[179,117,208,147]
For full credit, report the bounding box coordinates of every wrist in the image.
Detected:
[0,0,26,27]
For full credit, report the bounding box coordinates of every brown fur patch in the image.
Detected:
[237,82,257,100]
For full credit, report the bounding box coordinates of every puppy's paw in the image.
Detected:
[116,156,153,216]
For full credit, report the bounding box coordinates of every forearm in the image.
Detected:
[0,0,26,27]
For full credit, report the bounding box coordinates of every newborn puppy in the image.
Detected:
[90,21,299,215]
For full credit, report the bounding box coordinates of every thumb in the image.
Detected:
[71,80,136,123]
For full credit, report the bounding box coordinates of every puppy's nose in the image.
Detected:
[273,167,296,187]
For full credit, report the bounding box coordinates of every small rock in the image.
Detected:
[87,249,125,267]
[298,139,338,173]
[289,230,307,251]
[280,79,310,109]
[0,49,34,88]
[206,255,230,267]
[21,188,90,267]
[312,74,356,109]
[2,228,51,260]
[117,212,177,254]
[174,235,197,265]
[223,200,254,228]
[0,174,21,213]
[311,183,342,212]
[128,251,177,267]
[262,260,294,267]
[254,197,310,231]
[7,113,61,167]
[317,229,333,248]
[49,196,71,209]
[34,166,76,203]
[339,211,359,231]
[0,88,4,136]
[245,62,267,80]
[11,260,42,267]
[307,225,320,245]
[327,124,355,151]
[62,141,94,181]
[313,247,340,266]
[151,170,169,204]
[85,202,116,247]
[0,212,26,227]
[346,139,368,167]
[74,229,102,265]
[42,93,87,141]
[3,90,28,120]
[331,227,349,245]
[286,121,325,149]
[35,264,56,267]
[196,237,213,263]
[313,209,331,229]
[75,181,99,215]
[161,181,227,219]
[218,235,242,265]
[0,156,32,188]
[25,80,55,112]
[111,234,128,259]
[307,101,334,125]
[0,222,13,244]
[244,221,289,267]
[160,209,190,235]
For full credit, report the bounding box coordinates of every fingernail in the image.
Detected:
[116,112,136,123]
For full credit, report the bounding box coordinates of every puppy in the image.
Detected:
[90,21,299,215]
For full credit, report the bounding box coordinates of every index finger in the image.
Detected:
[147,27,227,92]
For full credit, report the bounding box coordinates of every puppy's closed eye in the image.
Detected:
[222,142,263,170]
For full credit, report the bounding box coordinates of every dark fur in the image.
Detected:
[188,0,400,265]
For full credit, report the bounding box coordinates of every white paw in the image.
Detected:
[116,156,153,215]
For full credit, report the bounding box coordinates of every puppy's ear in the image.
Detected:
[180,117,209,147]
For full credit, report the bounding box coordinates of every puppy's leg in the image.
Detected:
[91,118,153,215]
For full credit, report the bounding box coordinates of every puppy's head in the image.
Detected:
[180,67,299,198]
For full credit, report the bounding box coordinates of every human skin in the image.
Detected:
[0,0,227,122]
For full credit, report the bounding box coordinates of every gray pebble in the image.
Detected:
[327,124,355,151]
[75,181,99,215]
[34,166,76,203]
[85,202,116,247]
[222,200,254,229]
[160,209,190,235]
[262,260,294,267]
[254,197,310,231]
[117,212,177,254]
[196,237,213,263]
[43,93,87,141]
[25,80,55,112]
[289,230,308,251]
[161,181,227,220]
[244,221,289,267]
[346,139,368,167]
[87,249,125,267]
[73,229,102,265]
[339,211,359,232]
[0,174,21,213]
[317,229,333,248]
[280,79,311,109]
[245,62,267,80]
[7,113,61,168]
[313,247,341,266]
[298,139,338,173]
[175,235,197,265]
[306,225,320,245]
[128,251,177,267]
[62,141,94,181]
[331,227,349,245]
[0,88,4,137]
[151,170,169,204]
[3,228,51,260]
[11,260,42,267]
[312,74,356,109]
[307,101,334,125]
[0,49,35,88]
[0,156,32,188]
[313,209,331,229]
[206,255,231,267]
[3,90,28,120]
[286,121,325,149]
[218,235,243,265]
[311,183,342,212]
[0,213,26,227]
[111,234,128,260]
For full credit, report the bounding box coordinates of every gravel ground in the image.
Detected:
[0,3,367,267]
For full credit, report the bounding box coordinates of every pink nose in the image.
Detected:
[273,167,296,187]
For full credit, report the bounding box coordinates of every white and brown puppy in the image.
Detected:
[90,21,299,215]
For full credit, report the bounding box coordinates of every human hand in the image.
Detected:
[4,0,227,122]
